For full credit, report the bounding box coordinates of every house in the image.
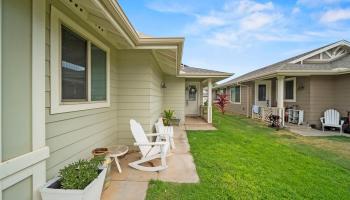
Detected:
[0,0,231,199]
[215,40,350,129]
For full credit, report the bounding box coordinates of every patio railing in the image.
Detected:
[252,106,284,126]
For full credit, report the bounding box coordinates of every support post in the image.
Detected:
[207,78,213,123]
[277,76,285,127]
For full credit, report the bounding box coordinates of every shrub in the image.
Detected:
[215,94,229,114]
[59,157,103,190]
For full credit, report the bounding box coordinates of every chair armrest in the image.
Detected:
[145,133,170,137]
[134,142,167,146]
[320,117,324,123]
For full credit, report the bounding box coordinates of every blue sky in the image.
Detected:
[118,0,350,78]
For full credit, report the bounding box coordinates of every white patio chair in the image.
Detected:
[129,119,170,172]
[320,109,344,133]
[155,118,176,149]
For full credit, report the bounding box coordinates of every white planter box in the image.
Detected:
[41,168,107,200]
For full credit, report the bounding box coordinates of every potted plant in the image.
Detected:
[41,157,106,200]
[163,109,180,126]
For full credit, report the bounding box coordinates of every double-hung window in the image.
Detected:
[50,7,110,114]
[230,85,241,104]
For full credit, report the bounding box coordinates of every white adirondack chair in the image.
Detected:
[129,119,170,172]
[155,118,175,149]
[320,109,344,133]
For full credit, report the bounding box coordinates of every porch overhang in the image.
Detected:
[58,0,184,76]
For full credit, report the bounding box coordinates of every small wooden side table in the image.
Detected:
[108,145,129,173]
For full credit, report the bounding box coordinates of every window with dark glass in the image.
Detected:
[231,86,241,103]
[258,84,266,101]
[61,26,87,101]
[188,85,197,101]
[60,25,108,103]
[91,44,107,101]
[285,79,294,100]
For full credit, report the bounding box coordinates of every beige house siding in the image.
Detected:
[45,2,118,179]
[226,85,249,116]
[309,76,336,127]
[224,82,254,117]
[285,77,310,122]
[163,75,185,124]
[335,74,350,118]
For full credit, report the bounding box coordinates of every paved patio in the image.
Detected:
[101,126,199,200]
[286,124,350,137]
[185,116,217,131]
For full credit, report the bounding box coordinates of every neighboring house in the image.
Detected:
[0,1,231,199]
[215,40,350,129]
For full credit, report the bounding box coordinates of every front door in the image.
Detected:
[185,82,200,115]
[255,80,271,107]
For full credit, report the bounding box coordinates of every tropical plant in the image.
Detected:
[163,109,175,126]
[214,94,229,114]
[59,157,103,190]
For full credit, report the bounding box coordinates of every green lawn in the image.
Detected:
[146,111,350,200]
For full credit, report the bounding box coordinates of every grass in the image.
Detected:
[146,111,350,200]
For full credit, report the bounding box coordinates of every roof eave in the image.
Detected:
[219,69,350,87]
[95,0,184,70]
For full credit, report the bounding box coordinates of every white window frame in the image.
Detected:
[284,77,296,102]
[230,85,241,104]
[50,6,110,114]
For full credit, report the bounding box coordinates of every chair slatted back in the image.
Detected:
[324,109,340,125]
[130,119,151,157]
[155,118,165,133]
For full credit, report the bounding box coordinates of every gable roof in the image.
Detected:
[219,40,350,87]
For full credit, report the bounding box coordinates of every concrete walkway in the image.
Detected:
[185,116,217,131]
[101,126,199,200]
[286,124,350,137]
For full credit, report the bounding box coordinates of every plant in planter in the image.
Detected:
[41,157,106,200]
[163,109,175,126]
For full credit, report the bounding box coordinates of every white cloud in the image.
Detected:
[148,0,350,49]
[240,12,280,30]
[292,7,301,14]
[197,15,226,26]
[320,8,350,23]
[225,0,274,14]
[146,1,193,14]
[297,0,349,7]
[206,31,240,48]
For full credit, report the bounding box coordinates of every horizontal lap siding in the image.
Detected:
[45,2,118,179]
[163,75,185,124]
[226,85,249,116]
[335,74,350,118]
[285,77,310,123]
[150,62,164,130]
[115,50,155,145]
[309,76,336,128]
